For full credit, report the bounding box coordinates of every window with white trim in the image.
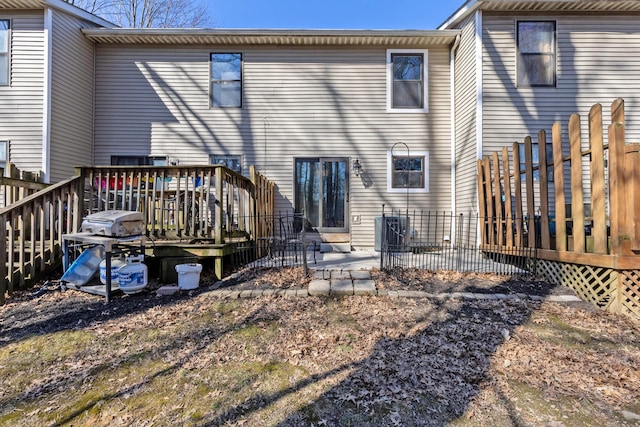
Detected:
[386,49,428,113]
[0,141,8,176]
[387,151,429,193]
[110,155,167,166]
[0,20,9,86]
[517,21,556,87]
[210,53,242,108]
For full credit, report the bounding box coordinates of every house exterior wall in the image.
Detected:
[481,13,640,213]
[48,8,95,182]
[0,10,44,175]
[93,44,453,248]
[453,14,478,215]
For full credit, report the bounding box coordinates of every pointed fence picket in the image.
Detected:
[478,99,640,320]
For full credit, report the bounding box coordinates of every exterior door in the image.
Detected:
[294,158,349,233]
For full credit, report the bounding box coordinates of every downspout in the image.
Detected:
[450,34,461,217]
[91,37,96,165]
[475,10,484,245]
[475,10,483,199]
[42,8,53,183]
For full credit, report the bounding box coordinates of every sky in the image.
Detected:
[209,0,459,30]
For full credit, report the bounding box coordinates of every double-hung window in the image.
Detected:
[210,53,242,108]
[387,151,429,193]
[387,49,428,113]
[517,21,556,87]
[0,20,10,86]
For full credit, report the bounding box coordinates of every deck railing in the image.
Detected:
[1,164,48,209]
[478,99,640,319]
[0,176,84,303]
[1,165,275,303]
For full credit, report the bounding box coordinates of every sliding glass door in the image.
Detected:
[294,158,348,233]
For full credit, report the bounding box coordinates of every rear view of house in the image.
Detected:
[84,29,460,249]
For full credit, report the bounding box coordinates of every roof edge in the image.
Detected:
[44,0,114,28]
[82,28,461,45]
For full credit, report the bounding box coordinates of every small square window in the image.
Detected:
[110,155,166,166]
[387,49,428,113]
[0,20,10,86]
[387,151,429,193]
[211,53,242,108]
[211,155,241,173]
[517,21,556,87]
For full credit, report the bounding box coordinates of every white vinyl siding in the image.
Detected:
[48,9,96,182]
[453,15,479,214]
[94,45,453,248]
[481,14,640,213]
[0,11,44,175]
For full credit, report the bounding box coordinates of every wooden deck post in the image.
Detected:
[215,167,224,245]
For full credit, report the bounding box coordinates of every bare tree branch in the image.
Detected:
[64,0,213,28]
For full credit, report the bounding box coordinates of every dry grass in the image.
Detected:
[0,268,639,426]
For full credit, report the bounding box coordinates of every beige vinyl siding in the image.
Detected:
[48,9,96,182]
[94,45,452,247]
[0,11,44,175]
[482,14,640,213]
[453,15,479,215]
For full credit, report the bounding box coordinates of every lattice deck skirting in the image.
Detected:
[537,260,640,321]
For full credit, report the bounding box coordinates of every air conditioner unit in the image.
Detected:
[374,216,409,251]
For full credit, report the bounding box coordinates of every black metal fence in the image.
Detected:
[225,212,317,275]
[379,209,537,275]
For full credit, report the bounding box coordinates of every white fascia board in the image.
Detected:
[44,0,114,28]
[438,0,481,30]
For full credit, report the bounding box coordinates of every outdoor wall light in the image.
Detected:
[353,159,362,177]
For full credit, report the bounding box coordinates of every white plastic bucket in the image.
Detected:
[175,263,202,290]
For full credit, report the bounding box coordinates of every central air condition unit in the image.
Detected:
[374,215,409,251]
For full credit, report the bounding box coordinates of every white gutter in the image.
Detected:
[41,7,52,183]
[450,34,461,217]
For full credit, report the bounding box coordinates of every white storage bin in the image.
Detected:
[175,263,203,290]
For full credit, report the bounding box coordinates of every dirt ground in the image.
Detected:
[1,267,639,426]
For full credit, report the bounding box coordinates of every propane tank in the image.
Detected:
[118,255,148,294]
[99,255,125,285]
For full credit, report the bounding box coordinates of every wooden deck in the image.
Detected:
[478,99,640,320]
[1,165,275,303]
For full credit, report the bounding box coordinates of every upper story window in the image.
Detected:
[517,21,556,87]
[211,53,242,108]
[0,20,10,86]
[387,49,428,113]
[387,151,429,193]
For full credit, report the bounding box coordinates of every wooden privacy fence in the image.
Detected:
[1,164,275,304]
[478,99,640,320]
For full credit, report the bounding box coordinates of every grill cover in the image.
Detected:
[81,210,144,237]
